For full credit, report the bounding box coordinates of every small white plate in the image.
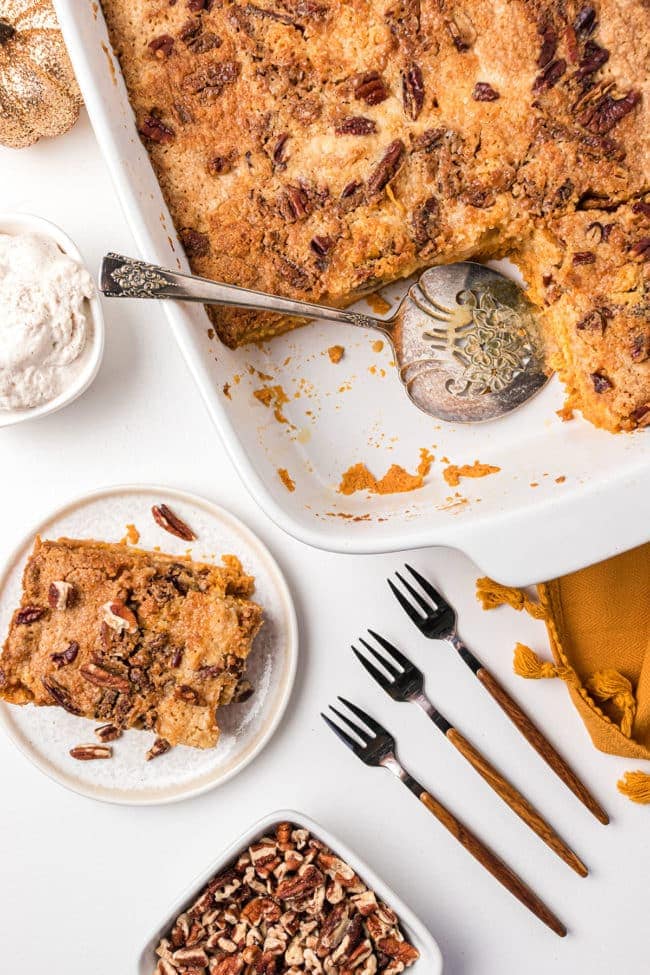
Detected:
[0,211,105,428]
[0,485,298,805]
[137,809,444,975]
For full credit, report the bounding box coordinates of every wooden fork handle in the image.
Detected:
[417,788,566,937]
[476,666,609,825]
[446,728,587,877]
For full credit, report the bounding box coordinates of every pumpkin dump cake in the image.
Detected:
[100,0,648,431]
[0,538,262,748]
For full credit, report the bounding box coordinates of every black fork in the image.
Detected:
[353,631,586,876]
[389,565,608,826]
[322,698,566,937]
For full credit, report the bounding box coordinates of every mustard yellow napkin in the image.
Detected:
[477,543,650,802]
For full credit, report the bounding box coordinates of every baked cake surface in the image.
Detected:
[0,537,263,748]
[100,0,649,431]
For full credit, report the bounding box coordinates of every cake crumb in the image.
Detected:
[338,448,434,496]
[223,382,231,399]
[120,524,140,545]
[555,475,566,483]
[327,345,345,363]
[277,468,295,492]
[372,339,385,353]
[530,481,539,488]
[556,404,575,422]
[254,384,292,425]
[207,328,215,340]
[443,461,501,487]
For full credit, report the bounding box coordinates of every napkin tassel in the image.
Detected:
[617,771,650,804]
[475,577,547,619]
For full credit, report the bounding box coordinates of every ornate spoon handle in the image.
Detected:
[100,253,384,331]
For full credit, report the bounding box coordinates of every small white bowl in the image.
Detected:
[137,809,443,974]
[0,212,104,428]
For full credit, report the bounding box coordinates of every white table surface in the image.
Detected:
[1,114,648,975]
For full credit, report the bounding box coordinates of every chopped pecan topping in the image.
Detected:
[472,82,499,101]
[574,5,596,37]
[272,132,290,164]
[41,676,82,715]
[149,34,175,58]
[15,605,47,625]
[278,185,311,222]
[576,307,612,332]
[411,196,440,248]
[51,641,79,669]
[576,41,609,80]
[102,600,138,634]
[591,371,612,393]
[580,90,641,135]
[80,663,131,694]
[48,580,74,610]
[174,684,200,704]
[572,251,595,265]
[138,114,175,144]
[147,737,172,760]
[585,221,606,244]
[187,31,222,53]
[70,744,112,761]
[631,334,650,362]
[180,228,211,258]
[152,503,197,541]
[445,16,473,51]
[95,723,122,743]
[354,71,389,106]
[631,404,650,423]
[182,59,240,96]
[632,201,650,218]
[533,58,566,92]
[411,127,446,151]
[310,235,333,257]
[629,237,650,261]
[208,154,233,175]
[335,116,376,136]
[231,679,254,703]
[402,64,424,120]
[171,647,184,668]
[340,179,362,199]
[366,139,405,196]
[537,27,557,68]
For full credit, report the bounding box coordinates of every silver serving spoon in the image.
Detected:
[100,253,549,423]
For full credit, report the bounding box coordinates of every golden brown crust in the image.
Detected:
[100,0,649,431]
[0,537,263,749]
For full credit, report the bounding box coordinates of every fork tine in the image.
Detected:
[405,564,450,610]
[337,696,387,737]
[329,704,373,743]
[352,646,393,691]
[359,637,400,678]
[388,578,426,625]
[321,713,362,755]
[395,571,435,615]
[367,630,413,672]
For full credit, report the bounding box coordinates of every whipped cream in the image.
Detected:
[0,232,94,410]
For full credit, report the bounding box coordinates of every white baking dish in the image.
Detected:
[136,809,443,975]
[54,1,650,585]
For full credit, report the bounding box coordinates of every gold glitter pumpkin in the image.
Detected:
[0,0,82,148]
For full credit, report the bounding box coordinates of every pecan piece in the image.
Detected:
[15,605,47,625]
[574,5,596,37]
[402,64,424,120]
[630,237,650,261]
[275,864,324,899]
[340,179,362,199]
[576,307,611,333]
[590,371,612,393]
[411,196,439,248]
[278,185,311,222]
[272,132,290,164]
[232,679,254,703]
[335,116,376,136]
[182,59,240,96]
[378,937,420,964]
[151,503,197,541]
[354,71,389,106]
[631,404,650,423]
[95,723,122,743]
[80,663,131,694]
[366,139,405,196]
[138,114,175,144]
[537,27,557,68]
[102,600,138,634]
[172,947,209,968]
[187,31,222,53]
[208,154,233,175]
[149,34,175,58]
[572,251,595,265]
[41,676,82,715]
[580,90,641,135]
[48,580,75,610]
[310,235,333,257]
[180,228,210,258]
[632,202,650,218]
[576,41,609,80]
[51,641,79,669]
[174,684,200,704]
[472,82,499,102]
[533,58,566,92]
[147,737,172,760]
[70,744,112,761]
[631,334,650,362]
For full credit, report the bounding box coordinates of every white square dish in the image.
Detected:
[54,1,650,585]
[136,809,443,975]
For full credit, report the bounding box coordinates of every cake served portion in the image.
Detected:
[99,0,648,431]
[0,538,263,748]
